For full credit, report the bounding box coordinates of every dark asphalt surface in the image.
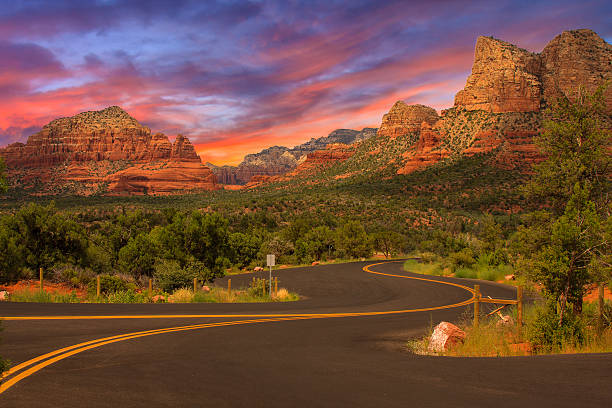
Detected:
[1,261,611,407]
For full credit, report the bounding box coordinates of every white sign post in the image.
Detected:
[266,254,275,297]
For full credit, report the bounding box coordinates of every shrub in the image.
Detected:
[420,252,438,263]
[527,304,585,351]
[168,288,194,303]
[87,274,134,295]
[247,277,268,298]
[153,260,194,292]
[50,264,95,288]
[449,248,476,269]
[105,289,149,304]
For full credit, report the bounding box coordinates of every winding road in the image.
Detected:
[1,261,611,407]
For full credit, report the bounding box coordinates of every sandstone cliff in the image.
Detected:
[394,29,611,175]
[454,29,611,113]
[0,106,218,195]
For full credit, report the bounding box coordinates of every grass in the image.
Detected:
[408,301,612,357]
[4,285,300,304]
[403,259,447,276]
[7,288,81,303]
[190,286,299,303]
[454,263,512,282]
[403,258,513,282]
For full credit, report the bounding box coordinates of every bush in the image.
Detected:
[105,289,149,304]
[420,252,438,263]
[50,264,95,288]
[527,304,585,351]
[247,277,268,298]
[449,248,476,269]
[168,288,194,303]
[153,260,194,292]
[87,274,134,295]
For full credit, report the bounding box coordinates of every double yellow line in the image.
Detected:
[0,261,475,394]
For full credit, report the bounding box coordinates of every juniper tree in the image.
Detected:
[520,84,611,323]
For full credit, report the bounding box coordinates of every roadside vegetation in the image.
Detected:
[4,276,298,304]
[409,299,612,356]
[408,86,611,355]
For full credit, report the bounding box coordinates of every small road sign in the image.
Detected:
[267,254,275,267]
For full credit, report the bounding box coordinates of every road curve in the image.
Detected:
[1,261,611,407]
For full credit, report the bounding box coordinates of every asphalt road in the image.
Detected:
[1,261,611,407]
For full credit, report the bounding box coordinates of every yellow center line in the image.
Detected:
[0,260,479,394]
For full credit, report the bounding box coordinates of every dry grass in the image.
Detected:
[168,288,195,303]
[409,302,612,357]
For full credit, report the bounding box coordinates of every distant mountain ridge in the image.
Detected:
[208,127,377,184]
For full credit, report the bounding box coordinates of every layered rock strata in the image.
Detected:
[377,102,439,138]
[0,106,217,195]
[454,29,611,113]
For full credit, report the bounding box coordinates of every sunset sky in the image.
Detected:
[0,0,610,165]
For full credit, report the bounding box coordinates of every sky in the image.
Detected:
[0,0,610,165]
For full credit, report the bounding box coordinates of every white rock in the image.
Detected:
[428,322,466,353]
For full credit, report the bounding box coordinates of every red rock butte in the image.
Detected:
[0,106,218,195]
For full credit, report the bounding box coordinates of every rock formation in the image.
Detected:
[454,29,611,113]
[540,29,612,111]
[377,102,439,138]
[0,106,218,195]
[453,36,542,113]
[210,127,377,184]
[393,29,610,175]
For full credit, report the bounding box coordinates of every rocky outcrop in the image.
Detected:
[397,123,451,174]
[540,29,612,112]
[0,106,203,167]
[454,29,611,113]
[290,143,355,174]
[210,127,377,184]
[107,161,217,195]
[454,36,542,113]
[377,102,439,138]
[0,106,218,195]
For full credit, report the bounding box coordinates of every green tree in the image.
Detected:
[118,233,159,276]
[228,232,262,268]
[295,226,335,263]
[183,211,230,278]
[6,203,88,276]
[335,221,373,259]
[520,85,611,324]
[373,231,404,258]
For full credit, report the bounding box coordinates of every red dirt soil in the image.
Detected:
[0,280,88,299]
[583,284,612,303]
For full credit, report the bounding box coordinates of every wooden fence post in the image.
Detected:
[96,275,101,298]
[39,268,44,292]
[517,286,523,339]
[599,283,605,331]
[148,278,152,296]
[193,277,198,293]
[474,285,480,328]
[228,279,232,295]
